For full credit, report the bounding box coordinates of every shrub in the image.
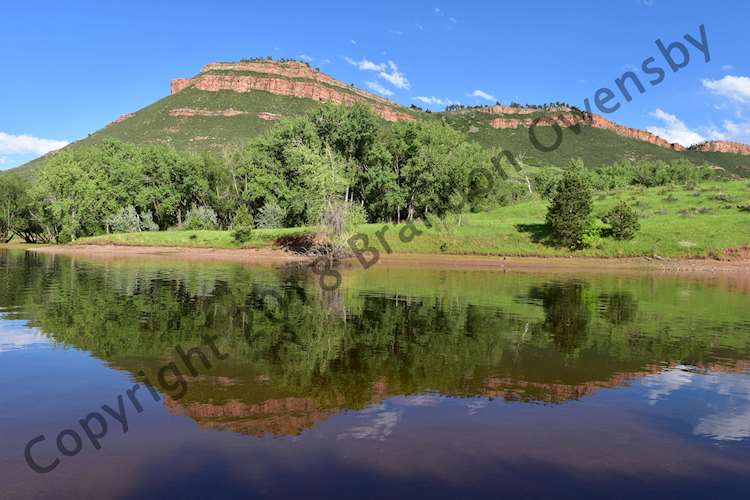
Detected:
[232,205,255,243]
[580,218,605,248]
[604,201,640,240]
[106,206,141,233]
[531,170,561,200]
[256,201,287,229]
[546,168,593,248]
[140,210,159,232]
[184,206,218,230]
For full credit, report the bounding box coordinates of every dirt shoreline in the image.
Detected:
[22,243,750,274]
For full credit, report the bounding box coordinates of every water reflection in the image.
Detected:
[1,250,749,441]
[3,249,750,498]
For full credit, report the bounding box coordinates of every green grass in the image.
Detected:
[75,180,750,259]
[77,227,308,249]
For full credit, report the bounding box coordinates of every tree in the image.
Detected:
[604,201,640,240]
[231,204,254,243]
[546,167,593,248]
[0,175,29,242]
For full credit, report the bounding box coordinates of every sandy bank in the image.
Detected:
[24,243,750,275]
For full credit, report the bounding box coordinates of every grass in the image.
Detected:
[74,180,750,259]
[77,227,308,249]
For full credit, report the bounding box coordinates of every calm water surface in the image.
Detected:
[1,249,749,499]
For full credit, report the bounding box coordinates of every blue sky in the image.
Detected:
[1,0,748,169]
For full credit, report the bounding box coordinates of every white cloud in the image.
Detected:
[321,58,331,65]
[706,119,750,143]
[350,39,358,46]
[469,89,497,102]
[0,157,7,165]
[366,81,394,97]
[434,7,443,16]
[413,96,458,107]
[703,75,750,104]
[646,109,705,147]
[345,57,386,72]
[347,58,410,90]
[722,65,734,71]
[0,132,69,156]
[299,54,313,62]
[449,17,457,23]
[379,61,410,90]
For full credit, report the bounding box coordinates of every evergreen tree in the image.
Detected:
[546,168,593,248]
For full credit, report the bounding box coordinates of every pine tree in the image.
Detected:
[546,168,593,248]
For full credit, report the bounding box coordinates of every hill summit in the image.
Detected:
[8,58,750,178]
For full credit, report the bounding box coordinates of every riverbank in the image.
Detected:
[22,243,750,275]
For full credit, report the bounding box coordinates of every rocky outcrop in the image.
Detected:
[170,78,192,94]
[689,140,750,156]
[168,108,247,117]
[171,60,414,123]
[488,111,685,151]
[106,113,134,127]
[257,111,282,121]
[480,104,571,115]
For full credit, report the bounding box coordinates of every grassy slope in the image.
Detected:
[5,70,750,180]
[436,109,750,177]
[78,180,750,258]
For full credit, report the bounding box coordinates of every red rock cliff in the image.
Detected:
[171,60,414,123]
[689,140,750,156]
[488,110,685,151]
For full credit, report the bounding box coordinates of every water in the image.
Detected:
[1,249,749,499]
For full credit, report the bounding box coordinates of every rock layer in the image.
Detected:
[690,140,750,156]
[171,60,414,123]
[488,110,685,151]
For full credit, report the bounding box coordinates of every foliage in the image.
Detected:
[0,175,31,242]
[184,206,219,230]
[231,204,255,243]
[580,218,606,248]
[546,167,593,248]
[106,206,142,233]
[255,201,287,229]
[604,202,641,240]
[140,211,159,232]
[532,169,562,200]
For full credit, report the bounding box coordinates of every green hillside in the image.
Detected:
[6,59,750,179]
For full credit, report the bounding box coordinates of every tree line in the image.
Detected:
[0,102,714,244]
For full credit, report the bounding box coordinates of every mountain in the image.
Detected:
[8,58,750,178]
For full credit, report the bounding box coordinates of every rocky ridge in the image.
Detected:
[171,60,414,123]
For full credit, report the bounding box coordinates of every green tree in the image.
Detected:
[546,167,593,248]
[0,175,30,242]
[604,201,640,240]
[231,204,254,243]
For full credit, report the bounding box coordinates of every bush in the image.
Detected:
[184,206,218,230]
[604,201,640,240]
[232,205,254,243]
[106,206,141,233]
[580,218,605,248]
[140,210,159,231]
[256,201,287,229]
[546,168,593,248]
[531,170,561,200]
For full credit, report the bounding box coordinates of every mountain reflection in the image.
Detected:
[2,250,750,438]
